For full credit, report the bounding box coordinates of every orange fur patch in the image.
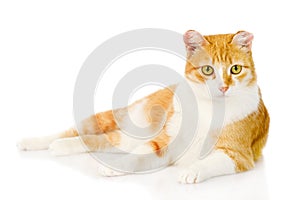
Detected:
[95,110,120,133]
[79,115,102,134]
[59,127,79,138]
[236,72,247,82]
[105,131,121,146]
[148,128,171,157]
[80,135,114,151]
[144,85,176,131]
[72,131,121,152]
[78,109,123,135]
[216,97,270,172]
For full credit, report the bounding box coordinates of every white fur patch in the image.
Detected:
[119,99,156,139]
[49,137,87,156]
[165,93,182,139]
[130,145,154,155]
[167,81,213,165]
[127,99,150,128]
[115,130,150,154]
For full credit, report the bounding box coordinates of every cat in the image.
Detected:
[18,30,270,184]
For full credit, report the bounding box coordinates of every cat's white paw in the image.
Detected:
[98,165,126,177]
[49,138,87,156]
[178,168,204,184]
[17,137,50,150]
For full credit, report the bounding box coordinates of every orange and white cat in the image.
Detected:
[18,30,270,184]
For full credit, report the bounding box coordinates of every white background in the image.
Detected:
[1,0,299,199]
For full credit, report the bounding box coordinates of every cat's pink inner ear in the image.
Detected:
[231,31,254,49]
[183,30,207,51]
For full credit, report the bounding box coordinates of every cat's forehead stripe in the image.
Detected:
[207,46,234,66]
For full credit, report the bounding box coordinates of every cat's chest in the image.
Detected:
[166,82,260,164]
[210,94,260,127]
[171,82,260,131]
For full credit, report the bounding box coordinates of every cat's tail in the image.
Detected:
[17,109,119,151]
[17,127,79,151]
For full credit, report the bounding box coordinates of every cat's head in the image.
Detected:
[183,30,257,98]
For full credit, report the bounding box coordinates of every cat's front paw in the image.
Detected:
[98,165,126,177]
[178,169,202,184]
[178,164,206,184]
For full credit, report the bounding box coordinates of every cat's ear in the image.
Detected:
[231,31,254,51]
[183,30,208,55]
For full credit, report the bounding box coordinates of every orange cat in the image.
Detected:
[18,30,270,184]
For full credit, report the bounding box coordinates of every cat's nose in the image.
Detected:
[219,86,229,93]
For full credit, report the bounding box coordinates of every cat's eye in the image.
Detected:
[201,65,214,76]
[230,65,242,75]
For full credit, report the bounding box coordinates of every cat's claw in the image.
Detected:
[98,165,126,177]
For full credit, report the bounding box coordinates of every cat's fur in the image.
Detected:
[18,30,270,184]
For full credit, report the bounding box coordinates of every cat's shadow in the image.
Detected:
[18,150,270,200]
[18,150,106,177]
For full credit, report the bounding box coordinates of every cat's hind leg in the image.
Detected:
[97,132,172,177]
[49,132,120,156]
[48,131,164,177]
[97,144,170,177]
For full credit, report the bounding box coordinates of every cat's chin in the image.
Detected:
[201,95,229,102]
[212,94,230,100]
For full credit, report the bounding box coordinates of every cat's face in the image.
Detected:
[184,30,257,98]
